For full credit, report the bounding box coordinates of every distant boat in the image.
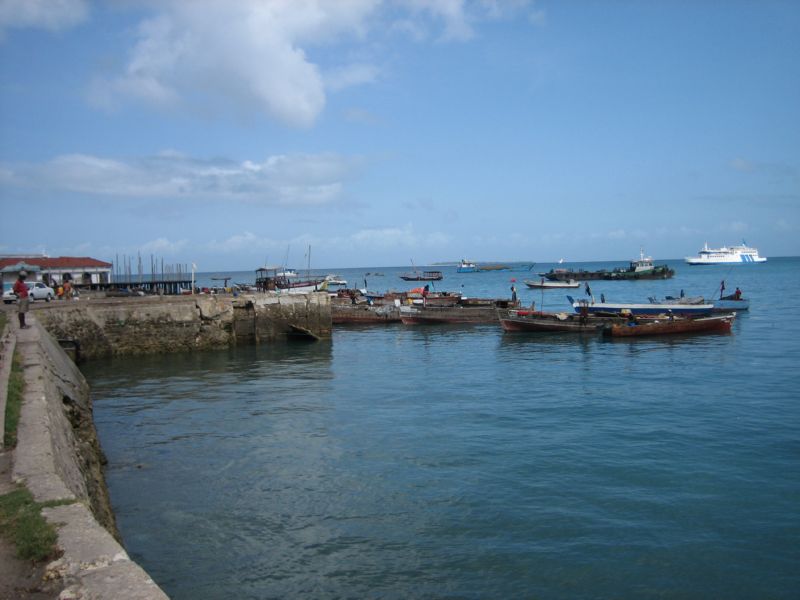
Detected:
[685,241,766,265]
[457,259,478,273]
[603,314,735,337]
[478,264,510,271]
[541,249,673,281]
[400,270,443,281]
[524,278,580,289]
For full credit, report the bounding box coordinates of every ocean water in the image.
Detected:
[82,258,800,599]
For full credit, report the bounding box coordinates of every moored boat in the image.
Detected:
[541,250,673,281]
[400,270,443,281]
[499,309,615,333]
[603,314,735,337]
[400,298,517,324]
[524,278,581,289]
[567,296,714,317]
[685,241,766,265]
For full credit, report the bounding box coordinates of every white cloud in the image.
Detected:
[87,1,538,125]
[0,0,88,37]
[346,223,451,248]
[1,152,360,206]
[90,0,380,127]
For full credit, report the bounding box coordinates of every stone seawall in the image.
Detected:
[34,292,331,360]
[8,318,168,598]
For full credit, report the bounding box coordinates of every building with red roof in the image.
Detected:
[0,255,112,287]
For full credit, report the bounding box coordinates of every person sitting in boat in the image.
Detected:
[625,310,637,326]
[734,287,742,300]
[667,309,675,322]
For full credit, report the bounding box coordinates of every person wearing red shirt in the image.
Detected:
[13,270,30,329]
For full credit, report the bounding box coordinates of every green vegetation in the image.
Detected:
[0,487,64,562]
[4,350,24,449]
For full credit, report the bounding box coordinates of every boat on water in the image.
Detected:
[400,270,443,281]
[524,278,580,289]
[499,309,616,333]
[255,266,327,294]
[324,274,348,286]
[478,264,511,271]
[685,241,766,265]
[603,314,735,337]
[541,250,673,281]
[567,295,714,317]
[331,303,401,324]
[457,259,478,273]
[400,298,517,325]
[649,291,750,313]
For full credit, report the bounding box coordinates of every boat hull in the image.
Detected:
[524,279,580,289]
[711,298,749,312]
[400,306,500,324]
[604,314,734,337]
[499,311,608,333]
[569,297,714,317]
[332,304,401,324]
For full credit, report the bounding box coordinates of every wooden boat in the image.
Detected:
[331,303,401,324]
[400,299,517,324]
[478,264,510,271]
[499,309,615,333]
[524,278,580,289]
[603,314,735,337]
[567,296,714,317]
[650,292,750,313]
[400,270,443,281]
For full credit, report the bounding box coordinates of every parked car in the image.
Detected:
[28,282,55,302]
[2,283,14,304]
[2,281,55,303]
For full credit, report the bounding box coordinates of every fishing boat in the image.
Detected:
[400,298,517,325]
[478,264,511,271]
[523,278,580,289]
[255,266,327,294]
[400,270,443,281]
[649,292,750,313]
[685,241,766,265]
[331,302,401,324]
[567,296,714,317]
[324,274,348,286]
[499,309,615,333]
[603,314,735,337]
[457,259,478,273]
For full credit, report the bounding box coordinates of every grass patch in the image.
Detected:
[0,486,63,562]
[4,350,24,449]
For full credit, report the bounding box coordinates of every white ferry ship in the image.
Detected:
[685,241,766,265]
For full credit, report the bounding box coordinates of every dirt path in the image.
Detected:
[0,450,59,600]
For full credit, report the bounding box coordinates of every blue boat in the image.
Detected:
[457,259,478,273]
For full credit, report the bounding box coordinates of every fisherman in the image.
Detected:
[422,284,429,306]
[510,285,517,303]
[584,282,592,297]
[600,293,605,303]
[13,270,30,329]
[734,287,742,300]
[680,289,685,298]
[719,280,726,299]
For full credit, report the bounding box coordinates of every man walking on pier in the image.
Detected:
[13,270,30,329]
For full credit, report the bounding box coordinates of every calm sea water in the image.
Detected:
[82,258,800,599]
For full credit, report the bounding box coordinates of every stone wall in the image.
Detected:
[11,320,168,598]
[33,292,331,360]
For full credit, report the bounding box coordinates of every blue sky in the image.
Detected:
[1,0,798,270]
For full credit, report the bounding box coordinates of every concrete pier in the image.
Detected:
[31,292,332,360]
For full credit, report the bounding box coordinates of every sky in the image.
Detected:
[1,0,798,270]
